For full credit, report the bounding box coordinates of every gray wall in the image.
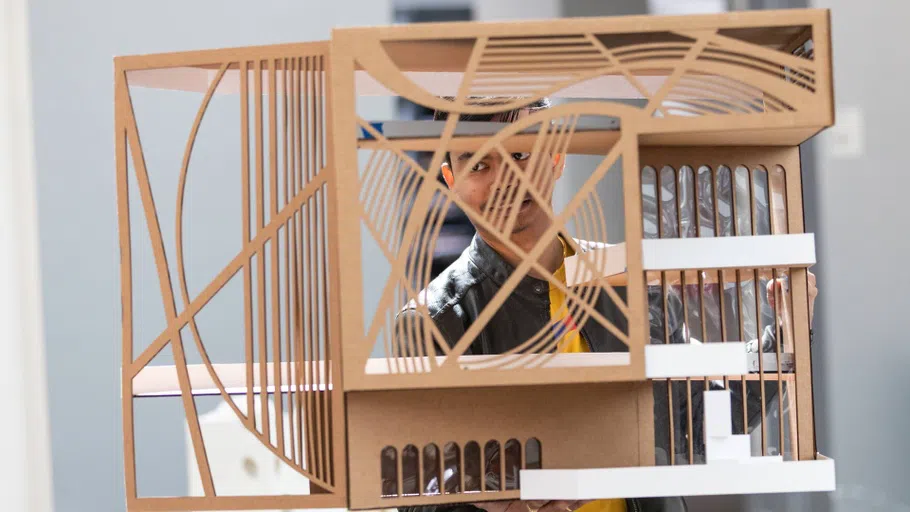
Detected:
[803,1,910,511]
[28,1,390,510]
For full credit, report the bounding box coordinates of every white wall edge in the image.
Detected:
[0,0,55,509]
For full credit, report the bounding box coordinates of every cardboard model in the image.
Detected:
[116,8,836,511]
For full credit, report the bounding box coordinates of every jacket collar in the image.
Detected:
[467,234,552,300]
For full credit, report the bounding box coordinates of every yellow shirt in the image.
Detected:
[549,236,627,512]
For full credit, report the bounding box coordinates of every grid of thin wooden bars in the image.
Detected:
[641,163,798,464]
[239,55,335,485]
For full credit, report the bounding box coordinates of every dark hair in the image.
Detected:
[433,96,551,165]
[432,96,551,122]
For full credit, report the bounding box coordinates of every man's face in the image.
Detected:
[446,147,561,238]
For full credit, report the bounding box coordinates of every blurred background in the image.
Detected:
[7,0,907,510]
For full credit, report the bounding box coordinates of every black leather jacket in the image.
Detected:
[398,234,779,512]
[408,235,630,356]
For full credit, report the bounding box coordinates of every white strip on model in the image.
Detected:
[642,233,816,271]
[125,68,672,99]
[130,363,332,398]
[707,434,752,462]
[133,353,635,395]
[134,342,751,396]
[519,457,836,500]
[746,456,784,464]
[562,234,814,286]
[644,343,747,379]
[703,390,733,438]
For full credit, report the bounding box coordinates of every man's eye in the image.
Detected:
[471,161,489,172]
[511,152,531,161]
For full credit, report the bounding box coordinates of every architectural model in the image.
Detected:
[115,8,836,511]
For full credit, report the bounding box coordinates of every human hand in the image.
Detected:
[767,270,818,323]
[806,270,818,322]
[473,500,592,512]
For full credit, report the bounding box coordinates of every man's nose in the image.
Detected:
[488,154,508,189]
[491,156,520,197]
[491,154,525,188]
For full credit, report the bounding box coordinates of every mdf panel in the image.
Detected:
[346,382,652,509]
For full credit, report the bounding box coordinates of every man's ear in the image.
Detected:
[441,162,455,188]
[552,153,566,180]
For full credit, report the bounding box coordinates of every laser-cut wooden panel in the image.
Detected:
[115,9,834,510]
[115,44,347,511]
[350,108,644,388]
[329,9,832,392]
[346,383,650,510]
